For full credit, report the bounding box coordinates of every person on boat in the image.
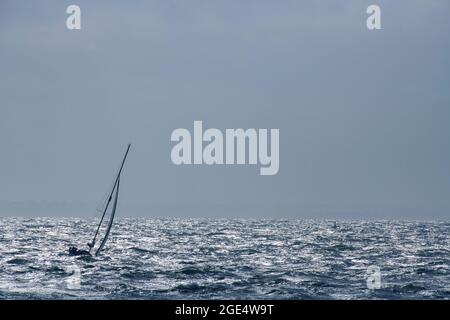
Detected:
[68,246,91,256]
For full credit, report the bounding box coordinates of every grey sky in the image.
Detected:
[1,1,449,219]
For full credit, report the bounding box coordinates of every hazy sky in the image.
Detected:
[1,1,449,219]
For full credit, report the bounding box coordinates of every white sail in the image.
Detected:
[88,144,130,256]
[95,178,119,256]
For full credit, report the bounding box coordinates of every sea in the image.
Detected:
[0,218,449,300]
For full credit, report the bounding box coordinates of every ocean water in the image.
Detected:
[0,217,449,300]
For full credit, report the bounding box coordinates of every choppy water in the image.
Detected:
[0,218,449,299]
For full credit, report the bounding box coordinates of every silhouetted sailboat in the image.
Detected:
[69,144,131,256]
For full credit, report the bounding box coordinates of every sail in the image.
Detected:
[95,178,119,256]
[88,144,130,255]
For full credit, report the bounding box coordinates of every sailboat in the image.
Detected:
[69,144,131,257]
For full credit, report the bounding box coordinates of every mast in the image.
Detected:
[89,144,131,252]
